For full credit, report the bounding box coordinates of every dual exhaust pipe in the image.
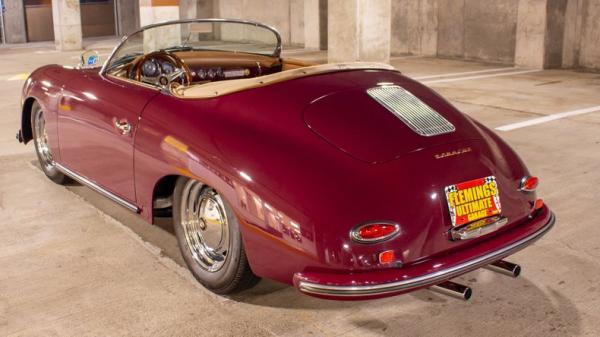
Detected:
[429,259,521,301]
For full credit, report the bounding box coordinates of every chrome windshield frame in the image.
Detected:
[99,18,282,76]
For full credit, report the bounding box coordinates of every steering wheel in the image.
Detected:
[134,51,192,88]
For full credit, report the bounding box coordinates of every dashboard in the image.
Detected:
[125,50,282,87]
[192,67,258,82]
[175,50,281,83]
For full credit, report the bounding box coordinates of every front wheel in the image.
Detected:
[173,177,259,294]
[31,101,70,184]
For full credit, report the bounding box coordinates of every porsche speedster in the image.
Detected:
[17,19,554,300]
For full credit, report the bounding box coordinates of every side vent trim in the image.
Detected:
[367,85,456,137]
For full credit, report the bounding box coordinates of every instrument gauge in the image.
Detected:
[197,69,206,79]
[207,68,217,79]
[141,59,159,77]
[161,61,175,74]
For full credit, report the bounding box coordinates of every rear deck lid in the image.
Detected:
[303,84,480,163]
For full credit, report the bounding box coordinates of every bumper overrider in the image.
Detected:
[293,207,555,300]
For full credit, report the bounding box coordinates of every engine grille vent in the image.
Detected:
[366,85,456,137]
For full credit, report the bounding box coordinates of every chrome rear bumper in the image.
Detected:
[296,212,555,298]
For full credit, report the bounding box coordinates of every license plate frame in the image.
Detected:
[444,176,502,227]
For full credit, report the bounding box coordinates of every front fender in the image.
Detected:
[19,65,83,160]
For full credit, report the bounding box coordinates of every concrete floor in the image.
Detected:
[1,39,600,337]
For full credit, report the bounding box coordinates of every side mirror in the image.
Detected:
[79,50,100,69]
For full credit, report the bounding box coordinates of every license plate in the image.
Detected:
[444,176,502,227]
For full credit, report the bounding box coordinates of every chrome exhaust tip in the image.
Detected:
[485,259,521,278]
[429,280,472,301]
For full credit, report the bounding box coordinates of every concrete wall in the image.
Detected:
[550,0,600,71]
[430,0,519,63]
[196,0,215,18]
[575,0,600,71]
[303,0,327,50]
[392,0,519,63]
[215,0,303,46]
[390,0,600,71]
[3,0,27,43]
[117,0,140,36]
[81,2,116,38]
[24,4,54,42]
[437,0,463,58]
[514,0,547,68]
[391,0,438,56]
[544,0,568,68]
[328,0,391,63]
[463,0,518,63]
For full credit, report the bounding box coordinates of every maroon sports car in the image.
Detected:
[17,19,554,301]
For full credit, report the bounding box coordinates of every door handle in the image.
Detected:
[114,120,131,135]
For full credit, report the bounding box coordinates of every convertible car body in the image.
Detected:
[17,19,554,300]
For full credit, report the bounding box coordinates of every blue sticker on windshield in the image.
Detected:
[87,55,98,66]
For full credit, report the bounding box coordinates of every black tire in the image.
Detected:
[31,101,70,185]
[173,177,259,294]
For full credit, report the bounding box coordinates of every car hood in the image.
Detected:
[303,85,482,163]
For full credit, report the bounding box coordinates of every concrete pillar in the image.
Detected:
[290,0,304,46]
[515,0,547,68]
[544,0,568,68]
[576,0,600,70]
[197,0,216,18]
[139,0,180,52]
[304,0,320,49]
[3,0,27,43]
[328,0,391,63]
[179,0,197,20]
[140,0,180,27]
[561,0,583,68]
[318,0,328,50]
[117,0,140,36]
[214,0,243,20]
[52,0,83,51]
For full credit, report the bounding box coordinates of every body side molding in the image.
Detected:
[55,163,140,213]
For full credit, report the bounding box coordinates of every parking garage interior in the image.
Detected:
[1,1,600,336]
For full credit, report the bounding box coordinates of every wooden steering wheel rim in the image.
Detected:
[134,51,192,85]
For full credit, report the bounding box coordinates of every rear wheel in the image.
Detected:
[173,177,259,294]
[31,101,70,184]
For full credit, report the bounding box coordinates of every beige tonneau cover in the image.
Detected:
[171,62,396,99]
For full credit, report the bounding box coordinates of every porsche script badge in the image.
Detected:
[434,147,472,159]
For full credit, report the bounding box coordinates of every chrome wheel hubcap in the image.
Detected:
[180,181,230,272]
[34,109,54,170]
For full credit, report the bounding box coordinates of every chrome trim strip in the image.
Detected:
[298,212,555,297]
[449,216,508,241]
[55,163,140,213]
[100,18,282,76]
[518,175,537,192]
[349,221,401,244]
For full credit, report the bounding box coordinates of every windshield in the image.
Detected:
[105,19,281,72]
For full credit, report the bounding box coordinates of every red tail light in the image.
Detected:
[519,176,539,192]
[378,250,395,264]
[350,222,400,243]
[534,198,544,210]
